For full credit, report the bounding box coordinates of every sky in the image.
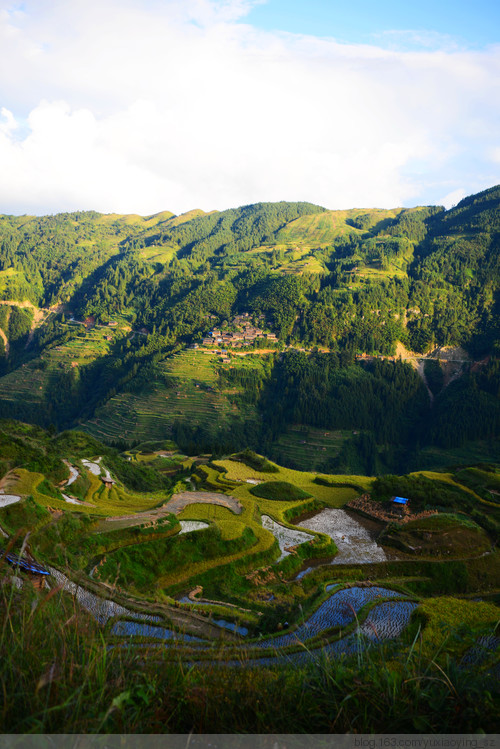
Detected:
[0,0,499,216]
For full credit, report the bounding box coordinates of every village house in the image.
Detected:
[199,313,278,349]
[390,496,410,518]
[1,548,50,590]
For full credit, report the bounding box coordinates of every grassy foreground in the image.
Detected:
[1,579,498,734]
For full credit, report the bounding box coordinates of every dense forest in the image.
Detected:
[0,186,498,472]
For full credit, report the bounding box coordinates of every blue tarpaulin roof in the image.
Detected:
[393,497,409,504]
[0,549,50,575]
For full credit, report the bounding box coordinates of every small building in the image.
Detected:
[391,496,410,516]
[101,477,115,489]
[1,549,50,589]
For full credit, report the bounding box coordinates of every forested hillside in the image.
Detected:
[0,186,498,473]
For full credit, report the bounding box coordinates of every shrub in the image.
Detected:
[250,481,312,502]
[231,448,279,473]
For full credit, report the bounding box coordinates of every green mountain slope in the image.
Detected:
[0,188,497,470]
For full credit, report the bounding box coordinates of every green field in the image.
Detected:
[7,467,169,517]
[272,208,405,248]
[0,269,28,298]
[1,418,499,735]
[0,322,124,406]
[272,424,354,470]
[417,440,500,471]
[82,349,263,443]
[213,457,371,506]
[138,246,177,264]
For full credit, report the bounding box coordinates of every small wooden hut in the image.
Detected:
[1,548,50,589]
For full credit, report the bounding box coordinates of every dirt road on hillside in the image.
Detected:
[102,490,242,530]
[0,327,9,357]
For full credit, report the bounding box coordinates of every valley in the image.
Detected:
[0,185,499,732]
[1,418,499,731]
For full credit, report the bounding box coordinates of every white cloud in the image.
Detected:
[0,0,499,215]
[439,188,467,209]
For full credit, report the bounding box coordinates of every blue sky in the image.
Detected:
[245,0,500,49]
[0,0,498,215]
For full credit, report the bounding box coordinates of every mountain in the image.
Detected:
[0,187,498,472]
[1,191,499,734]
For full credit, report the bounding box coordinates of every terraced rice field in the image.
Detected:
[49,568,161,626]
[460,635,500,668]
[0,326,118,406]
[110,598,418,657]
[138,246,176,264]
[216,460,369,506]
[178,520,210,534]
[65,463,79,485]
[272,209,404,249]
[51,568,214,643]
[246,601,417,666]
[417,440,500,471]
[260,515,313,561]
[165,490,243,516]
[83,349,261,443]
[274,426,353,471]
[110,621,206,642]
[81,458,102,476]
[49,562,422,666]
[358,600,419,640]
[296,509,389,567]
[0,494,21,507]
[62,571,415,661]
[250,586,405,649]
[177,503,249,541]
[0,364,46,404]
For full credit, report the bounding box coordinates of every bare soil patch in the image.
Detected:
[165,491,243,515]
[100,490,242,531]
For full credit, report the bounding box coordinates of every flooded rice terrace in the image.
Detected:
[48,567,418,664]
[296,508,398,577]
[0,494,21,508]
[261,514,313,560]
[178,520,209,534]
[251,586,405,649]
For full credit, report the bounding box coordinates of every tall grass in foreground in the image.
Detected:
[0,578,498,733]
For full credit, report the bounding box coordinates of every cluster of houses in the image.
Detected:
[199,313,278,349]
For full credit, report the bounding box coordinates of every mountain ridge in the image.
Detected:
[0,185,497,472]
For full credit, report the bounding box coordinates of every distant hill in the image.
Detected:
[0,187,498,471]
